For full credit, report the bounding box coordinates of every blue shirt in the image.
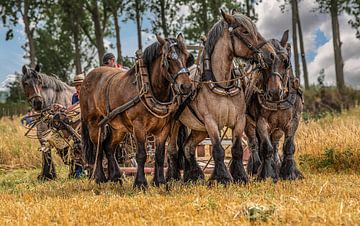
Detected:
[71,93,79,105]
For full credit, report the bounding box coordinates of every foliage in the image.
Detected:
[148,0,183,37]
[314,0,360,39]
[179,0,240,43]
[5,73,25,103]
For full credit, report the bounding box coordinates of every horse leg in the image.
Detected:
[103,130,124,183]
[93,147,107,183]
[133,127,148,189]
[183,130,207,183]
[152,126,170,186]
[166,121,182,181]
[38,147,57,180]
[280,135,303,180]
[271,131,282,175]
[230,118,248,184]
[256,117,278,182]
[245,123,261,176]
[205,120,232,185]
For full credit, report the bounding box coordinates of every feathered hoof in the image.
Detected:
[37,173,56,181]
[166,165,181,182]
[280,158,304,180]
[247,153,261,176]
[230,160,248,185]
[257,159,278,182]
[183,166,205,183]
[209,164,233,185]
[134,178,148,189]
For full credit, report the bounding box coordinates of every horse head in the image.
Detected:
[21,64,44,111]
[263,30,292,101]
[156,34,193,95]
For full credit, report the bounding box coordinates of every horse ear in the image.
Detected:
[22,65,28,75]
[231,8,240,15]
[35,64,41,72]
[156,34,166,46]
[186,53,195,68]
[177,33,184,43]
[220,9,236,25]
[280,30,289,47]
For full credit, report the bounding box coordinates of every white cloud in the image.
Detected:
[255,0,360,87]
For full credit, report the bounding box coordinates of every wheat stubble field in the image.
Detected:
[0,109,360,225]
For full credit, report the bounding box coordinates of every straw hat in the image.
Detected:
[73,73,85,85]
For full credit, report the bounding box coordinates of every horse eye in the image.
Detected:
[243,30,250,35]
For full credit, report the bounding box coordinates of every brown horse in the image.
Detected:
[245,30,304,181]
[81,34,193,187]
[21,65,75,180]
[166,11,280,184]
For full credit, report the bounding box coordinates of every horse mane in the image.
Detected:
[143,38,183,76]
[39,72,72,91]
[205,14,258,57]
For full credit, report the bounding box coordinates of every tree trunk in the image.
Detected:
[245,0,251,18]
[73,23,82,74]
[291,0,300,79]
[135,0,142,50]
[295,0,309,89]
[160,0,168,37]
[113,10,123,64]
[90,0,105,64]
[23,0,36,68]
[330,0,345,91]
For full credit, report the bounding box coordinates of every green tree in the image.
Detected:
[179,0,238,43]
[0,0,44,67]
[124,0,147,50]
[149,0,182,37]
[6,73,25,103]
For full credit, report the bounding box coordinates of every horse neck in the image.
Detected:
[149,58,171,101]
[41,79,75,107]
[210,31,234,86]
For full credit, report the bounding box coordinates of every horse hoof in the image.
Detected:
[37,174,56,181]
[247,154,261,176]
[280,159,304,180]
[152,178,166,187]
[183,166,205,183]
[257,159,278,182]
[134,180,148,189]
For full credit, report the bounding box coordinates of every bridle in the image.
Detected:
[162,39,190,94]
[24,71,44,104]
[228,24,269,70]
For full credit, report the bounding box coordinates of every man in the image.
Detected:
[70,73,84,106]
[103,52,120,68]
[102,52,130,71]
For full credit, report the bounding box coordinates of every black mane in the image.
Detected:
[205,14,258,57]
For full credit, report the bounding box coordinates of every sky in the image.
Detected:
[0,0,359,87]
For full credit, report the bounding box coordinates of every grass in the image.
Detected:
[0,168,359,225]
[1,108,360,225]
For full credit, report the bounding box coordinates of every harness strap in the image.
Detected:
[98,96,141,127]
[105,71,122,114]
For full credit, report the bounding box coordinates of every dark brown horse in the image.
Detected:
[166,11,280,184]
[21,65,75,180]
[246,30,304,181]
[81,34,193,187]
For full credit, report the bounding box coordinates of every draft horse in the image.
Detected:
[81,34,193,187]
[21,65,76,179]
[245,30,304,181]
[167,11,280,184]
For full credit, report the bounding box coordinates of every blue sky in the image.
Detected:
[0,1,359,86]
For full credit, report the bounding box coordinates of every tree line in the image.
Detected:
[0,0,359,92]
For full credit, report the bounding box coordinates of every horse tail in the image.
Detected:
[81,120,95,165]
[177,122,188,170]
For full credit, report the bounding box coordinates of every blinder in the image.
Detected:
[162,39,190,92]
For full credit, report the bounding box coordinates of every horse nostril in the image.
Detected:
[180,84,192,94]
